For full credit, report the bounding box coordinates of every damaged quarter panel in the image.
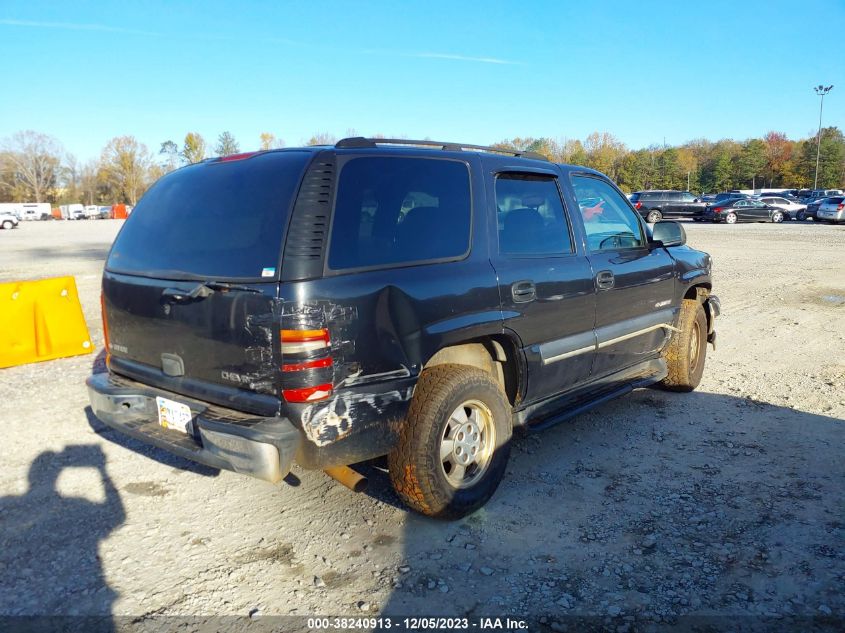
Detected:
[281,151,503,469]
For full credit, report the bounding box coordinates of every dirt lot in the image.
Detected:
[1,220,843,630]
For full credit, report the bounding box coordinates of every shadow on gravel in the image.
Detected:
[377,390,844,632]
[0,445,124,631]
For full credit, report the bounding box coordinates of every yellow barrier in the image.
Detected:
[0,276,93,369]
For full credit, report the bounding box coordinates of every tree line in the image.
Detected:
[1,128,843,206]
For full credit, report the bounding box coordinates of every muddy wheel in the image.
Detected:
[658,299,707,392]
[388,364,511,519]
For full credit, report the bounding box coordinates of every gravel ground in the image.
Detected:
[1,220,843,631]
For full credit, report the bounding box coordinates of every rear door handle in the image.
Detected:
[596,270,615,290]
[511,280,536,303]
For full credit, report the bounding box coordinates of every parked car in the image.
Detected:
[0,212,19,229]
[628,190,707,222]
[816,197,845,224]
[758,195,806,220]
[802,189,843,203]
[86,138,720,519]
[802,198,828,221]
[695,198,786,224]
[713,192,751,204]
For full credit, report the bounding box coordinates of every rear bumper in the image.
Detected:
[817,209,845,222]
[86,372,300,483]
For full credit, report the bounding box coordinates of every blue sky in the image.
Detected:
[2,0,843,162]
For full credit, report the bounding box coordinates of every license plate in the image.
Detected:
[155,396,193,434]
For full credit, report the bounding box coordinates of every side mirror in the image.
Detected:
[650,220,686,248]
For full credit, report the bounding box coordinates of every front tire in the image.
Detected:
[796,210,806,221]
[658,299,707,392]
[1,221,12,230]
[388,364,511,519]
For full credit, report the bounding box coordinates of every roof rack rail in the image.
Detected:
[334,137,549,161]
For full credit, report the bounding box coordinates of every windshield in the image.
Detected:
[107,151,310,280]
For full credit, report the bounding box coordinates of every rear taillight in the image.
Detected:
[280,328,330,354]
[713,207,724,213]
[838,203,844,211]
[282,357,333,372]
[280,328,333,402]
[634,201,642,210]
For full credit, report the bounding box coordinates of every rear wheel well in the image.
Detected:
[423,337,521,407]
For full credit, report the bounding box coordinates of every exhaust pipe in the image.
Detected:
[324,465,368,493]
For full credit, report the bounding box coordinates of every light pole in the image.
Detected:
[813,84,834,190]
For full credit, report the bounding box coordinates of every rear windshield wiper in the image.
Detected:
[161,281,260,304]
[202,281,261,293]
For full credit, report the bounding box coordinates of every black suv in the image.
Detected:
[87,138,720,519]
[629,190,707,223]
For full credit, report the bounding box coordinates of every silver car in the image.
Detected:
[816,197,845,224]
[759,196,807,220]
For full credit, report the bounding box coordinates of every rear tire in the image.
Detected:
[1,221,12,229]
[771,210,784,223]
[646,209,662,223]
[724,212,738,224]
[658,299,707,392]
[388,364,511,519]
[796,210,806,221]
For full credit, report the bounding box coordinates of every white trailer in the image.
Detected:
[0,202,52,220]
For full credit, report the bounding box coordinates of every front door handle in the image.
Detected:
[596,270,615,290]
[511,280,536,303]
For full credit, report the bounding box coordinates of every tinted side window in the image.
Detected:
[681,193,697,202]
[495,174,572,256]
[328,157,470,271]
[667,192,683,201]
[570,175,645,252]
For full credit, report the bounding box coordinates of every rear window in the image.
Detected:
[827,197,844,204]
[327,157,471,271]
[628,193,641,202]
[107,152,310,280]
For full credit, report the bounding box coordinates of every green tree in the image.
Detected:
[99,136,153,205]
[214,131,240,157]
[801,127,845,188]
[584,132,626,181]
[159,140,183,172]
[736,139,767,188]
[182,132,207,164]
